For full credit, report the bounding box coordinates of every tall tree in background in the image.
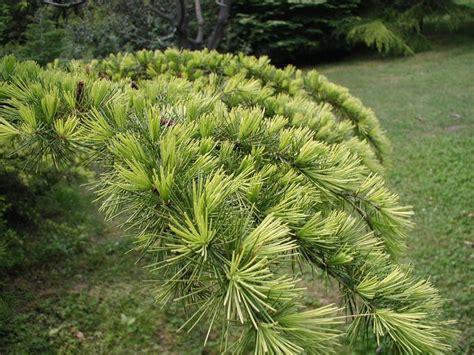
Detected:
[0,1,39,46]
[146,0,232,49]
[40,0,87,22]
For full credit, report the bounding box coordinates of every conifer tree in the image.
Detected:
[0,52,457,353]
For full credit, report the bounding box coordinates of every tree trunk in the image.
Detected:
[175,0,192,48]
[148,0,232,50]
[194,0,204,44]
[206,0,232,50]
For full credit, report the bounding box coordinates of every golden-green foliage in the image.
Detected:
[0,51,458,353]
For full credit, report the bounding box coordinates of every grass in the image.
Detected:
[456,0,474,7]
[0,184,215,354]
[1,232,213,354]
[318,32,474,352]
[1,35,473,353]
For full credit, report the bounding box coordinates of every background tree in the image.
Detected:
[146,0,232,49]
[0,0,472,64]
[0,1,39,47]
[342,0,474,55]
[227,0,473,63]
[40,0,87,22]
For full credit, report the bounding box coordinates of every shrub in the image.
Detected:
[0,51,457,353]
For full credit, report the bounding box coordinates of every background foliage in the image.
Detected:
[0,0,472,64]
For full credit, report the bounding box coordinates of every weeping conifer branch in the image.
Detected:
[0,52,458,353]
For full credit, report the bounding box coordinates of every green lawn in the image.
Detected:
[318,36,474,352]
[1,39,473,353]
[457,0,474,7]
